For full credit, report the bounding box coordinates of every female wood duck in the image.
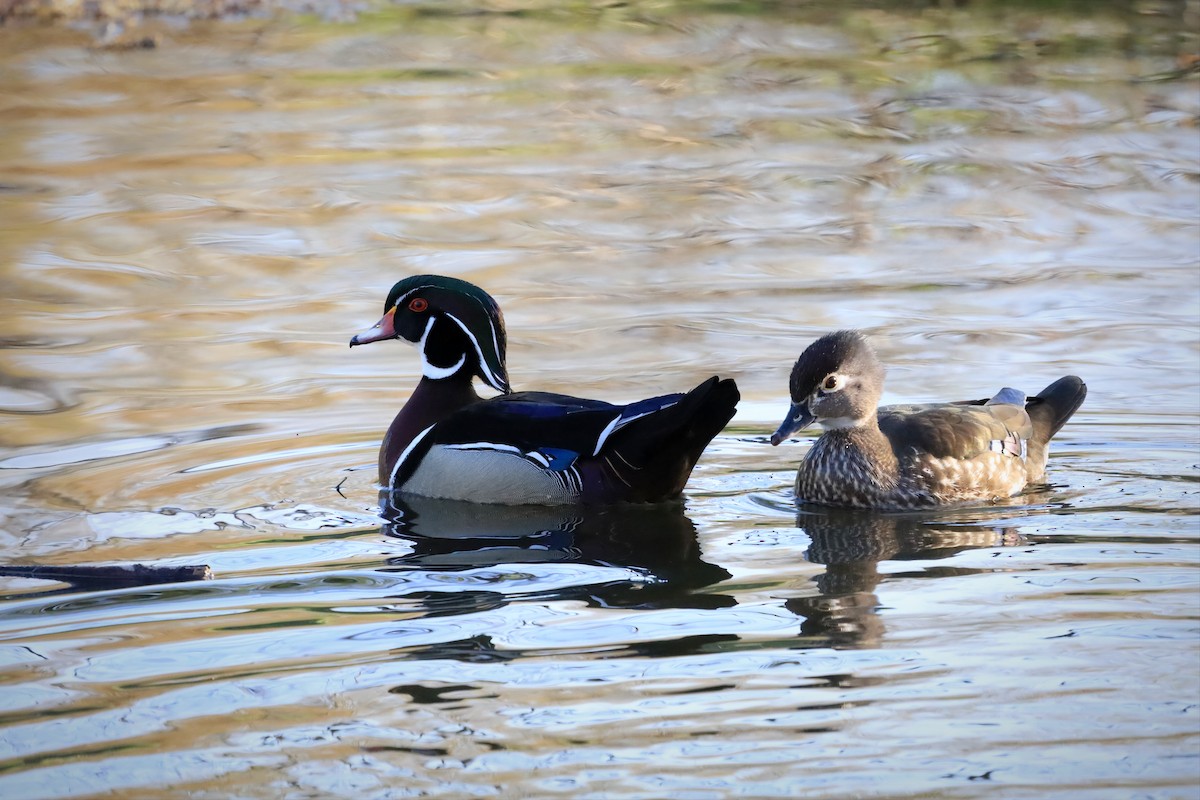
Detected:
[350,275,739,505]
[770,330,1086,510]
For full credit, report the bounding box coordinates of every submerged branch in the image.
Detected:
[0,563,213,590]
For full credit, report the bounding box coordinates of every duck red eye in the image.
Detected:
[408,298,428,313]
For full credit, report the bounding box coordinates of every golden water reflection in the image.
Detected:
[0,3,1197,798]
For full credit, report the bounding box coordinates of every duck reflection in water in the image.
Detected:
[788,505,1026,649]
[379,493,733,613]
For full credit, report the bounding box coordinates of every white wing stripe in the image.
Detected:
[592,414,622,457]
[591,402,677,456]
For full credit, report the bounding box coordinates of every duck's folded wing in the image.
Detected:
[429,391,684,462]
[878,402,1033,460]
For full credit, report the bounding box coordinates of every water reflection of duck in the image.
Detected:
[786,507,1022,649]
[771,330,1085,510]
[350,275,738,505]
[381,494,733,610]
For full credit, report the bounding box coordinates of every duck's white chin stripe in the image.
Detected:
[419,316,467,380]
[818,417,863,430]
[423,353,466,380]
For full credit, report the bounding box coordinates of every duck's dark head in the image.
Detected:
[770,330,884,445]
[350,274,510,393]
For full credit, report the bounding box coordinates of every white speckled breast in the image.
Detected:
[796,435,908,509]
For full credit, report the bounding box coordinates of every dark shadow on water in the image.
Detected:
[787,505,1025,649]
[375,498,1038,663]
[380,494,734,612]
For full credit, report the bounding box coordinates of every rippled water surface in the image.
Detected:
[1,2,1198,798]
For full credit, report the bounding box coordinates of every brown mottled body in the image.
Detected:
[795,424,1028,511]
[774,331,1086,511]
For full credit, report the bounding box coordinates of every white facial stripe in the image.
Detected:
[445,312,506,390]
[475,296,503,377]
[423,354,466,380]
[393,285,433,309]
[391,283,506,390]
[418,316,467,380]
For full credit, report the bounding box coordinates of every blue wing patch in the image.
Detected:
[987,387,1026,406]
[537,447,579,471]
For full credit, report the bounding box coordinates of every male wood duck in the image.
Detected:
[770,330,1086,510]
[350,275,739,505]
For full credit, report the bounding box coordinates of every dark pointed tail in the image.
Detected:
[1028,376,1087,444]
[607,376,740,502]
[1025,375,1086,481]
